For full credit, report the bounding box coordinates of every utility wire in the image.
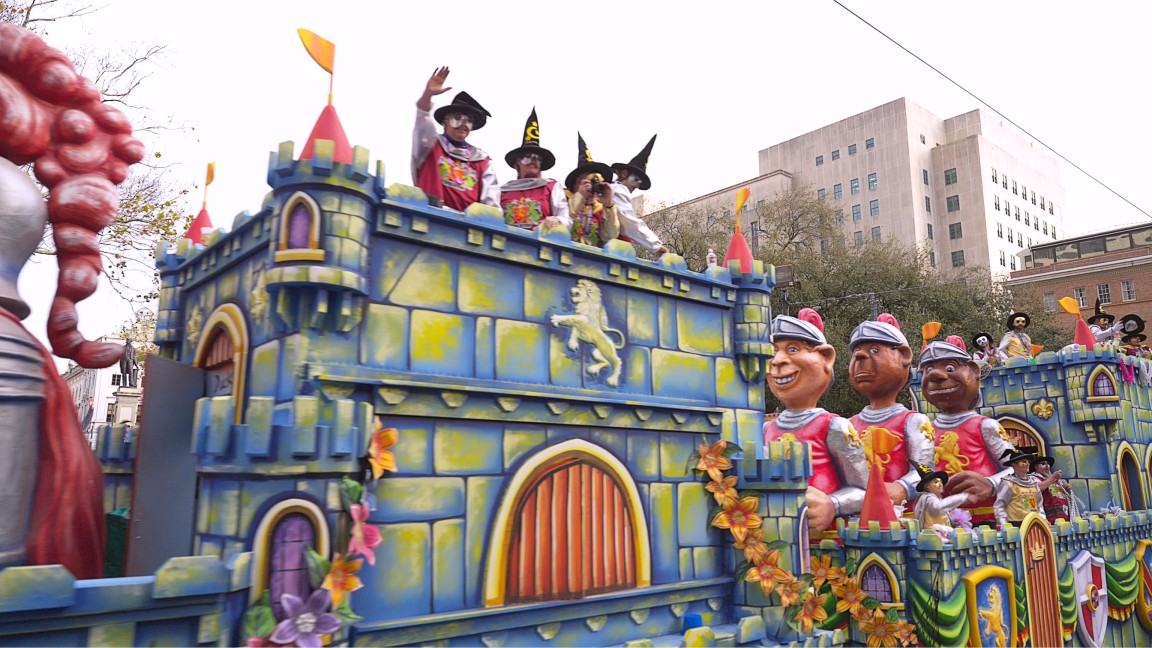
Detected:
[831,0,1152,222]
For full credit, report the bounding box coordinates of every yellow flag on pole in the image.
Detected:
[298,28,335,73]
[735,187,750,217]
[205,162,215,186]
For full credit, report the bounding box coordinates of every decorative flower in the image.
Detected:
[777,576,805,607]
[733,527,769,565]
[321,553,364,608]
[367,421,398,479]
[348,502,382,565]
[711,496,762,542]
[832,579,869,617]
[794,591,829,634]
[696,439,732,481]
[1031,397,1054,420]
[269,589,341,648]
[745,561,787,597]
[705,474,739,507]
[950,507,973,530]
[894,620,918,647]
[826,564,850,588]
[858,608,899,648]
[809,553,834,590]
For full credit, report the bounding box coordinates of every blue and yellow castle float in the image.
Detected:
[2,24,1152,648]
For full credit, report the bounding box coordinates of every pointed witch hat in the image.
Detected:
[504,107,556,170]
[612,134,656,190]
[564,132,614,192]
[433,91,491,130]
[914,461,950,492]
[1086,298,1114,326]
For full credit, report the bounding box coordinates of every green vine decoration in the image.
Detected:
[1058,564,1077,641]
[906,575,968,647]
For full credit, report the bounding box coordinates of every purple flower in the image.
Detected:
[950,507,973,530]
[270,589,341,648]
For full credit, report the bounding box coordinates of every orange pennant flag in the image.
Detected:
[735,187,751,216]
[1058,297,1081,317]
[205,162,215,187]
[921,321,941,349]
[298,28,335,74]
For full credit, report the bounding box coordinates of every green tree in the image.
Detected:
[638,199,736,271]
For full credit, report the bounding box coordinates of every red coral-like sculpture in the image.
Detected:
[0,23,145,368]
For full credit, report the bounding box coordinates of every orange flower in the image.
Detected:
[321,553,364,608]
[795,591,829,633]
[833,579,869,618]
[705,474,739,507]
[745,561,786,597]
[711,496,762,542]
[809,553,834,590]
[826,564,849,588]
[367,420,398,479]
[733,527,769,565]
[858,609,899,648]
[894,620,918,647]
[696,439,732,481]
[777,576,805,607]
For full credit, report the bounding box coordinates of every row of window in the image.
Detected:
[992,195,1056,238]
[815,138,876,166]
[1025,227,1152,268]
[850,227,884,246]
[997,250,1018,271]
[994,222,1034,248]
[818,173,879,200]
[991,168,1054,215]
[833,200,882,223]
[1049,281,1138,311]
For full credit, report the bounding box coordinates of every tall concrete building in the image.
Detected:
[662,98,1067,276]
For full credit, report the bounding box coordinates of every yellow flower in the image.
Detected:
[733,527,769,565]
[367,419,398,479]
[777,576,805,607]
[711,496,762,542]
[826,565,849,588]
[809,553,833,590]
[894,620,918,647]
[696,439,732,481]
[858,609,899,648]
[833,579,869,618]
[705,474,739,507]
[321,553,364,608]
[795,591,829,633]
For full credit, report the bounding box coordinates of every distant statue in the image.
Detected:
[0,22,144,578]
[120,339,139,388]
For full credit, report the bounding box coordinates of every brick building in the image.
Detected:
[1006,222,1152,324]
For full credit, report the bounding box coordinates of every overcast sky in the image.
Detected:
[17,0,1152,365]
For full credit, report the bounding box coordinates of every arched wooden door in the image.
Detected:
[505,458,636,603]
[1119,449,1147,511]
[1019,514,1061,648]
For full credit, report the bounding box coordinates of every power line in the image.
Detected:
[831,0,1152,222]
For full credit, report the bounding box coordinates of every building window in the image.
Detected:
[1033,218,1039,231]
[1122,280,1136,301]
[919,134,926,144]
[924,196,931,212]
[944,168,957,185]
[946,195,960,212]
[1074,287,1087,307]
[1024,212,1030,226]
[817,188,826,200]
[927,223,934,240]
[951,251,966,267]
[111,374,122,386]
[871,226,881,241]
[852,204,862,221]
[848,143,857,155]
[1040,196,1045,210]
[1027,237,1032,247]
[269,514,318,619]
[948,222,963,239]
[868,173,877,190]
[1043,293,1056,312]
[999,251,1006,266]
[866,138,875,149]
[1010,257,1016,270]
[1008,228,1013,243]
[1018,237,1023,249]
[991,168,998,183]
[1042,221,1048,235]
[1098,284,1112,304]
[820,239,830,254]
[851,178,860,195]
[1031,190,1036,205]
[1051,227,1057,238]
[860,564,896,603]
[835,210,844,225]
[929,251,936,267]
[831,149,840,160]
[105,409,115,423]
[834,183,842,200]
[1012,180,1018,195]
[816,155,824,166]
[1049,203,1054,215]
[1015,206,1020,220]
[870,199,879,216]
[1002,175,1008,190]
[1003,200,1009,214]
[922,169,929,185]
[997,223,1003,239]
[994,196,1000,210]
[854,230,863,247]
[1020,184,1027,200]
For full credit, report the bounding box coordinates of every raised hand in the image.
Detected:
[418,66,452,111]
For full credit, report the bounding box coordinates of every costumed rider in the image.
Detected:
[993,447,1059,528]
[1086,299,1125,346]
[997,311,1033,360]
[1030,453,1082,523]
[912,462,971,541]
[920,336,1015,527]
[499,108,570,232]
[763,308,867,533]
[564,133,619,247]
[971,332,1007,367]
[412,66,499,211]
[846,314,936,506]
[610,135,669,256]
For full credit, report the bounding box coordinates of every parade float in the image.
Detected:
[3,24,1152,648]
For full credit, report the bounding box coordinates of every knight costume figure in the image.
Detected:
[998,311,1033,359]
[993,447,1055,528]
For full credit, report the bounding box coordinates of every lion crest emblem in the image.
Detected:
[550,279,626,387]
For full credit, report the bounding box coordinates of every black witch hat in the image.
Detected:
[914,461,950,492]
[1000,446,1038,466]
[612,134,657,191]
[564,132,614,192]
[433,91,491,130]
[1086,299,1114,326]
[504,107,556,170]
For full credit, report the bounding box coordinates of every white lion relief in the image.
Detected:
[550,279,626,387]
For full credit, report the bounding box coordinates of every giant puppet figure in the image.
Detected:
[846,314,936,505]
[919,336,1015,527]
[0,24,145,578]
[762,309,867,533]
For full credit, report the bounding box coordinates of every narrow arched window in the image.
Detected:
[860,564,895,603]
[288,203,312,249]
[269,514,316,619]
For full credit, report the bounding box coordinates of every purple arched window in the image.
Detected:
[269,513,316,619]
[287,203,312,249]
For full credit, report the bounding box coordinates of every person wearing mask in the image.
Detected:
[499,108,569,232]
[610,135,668,256]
